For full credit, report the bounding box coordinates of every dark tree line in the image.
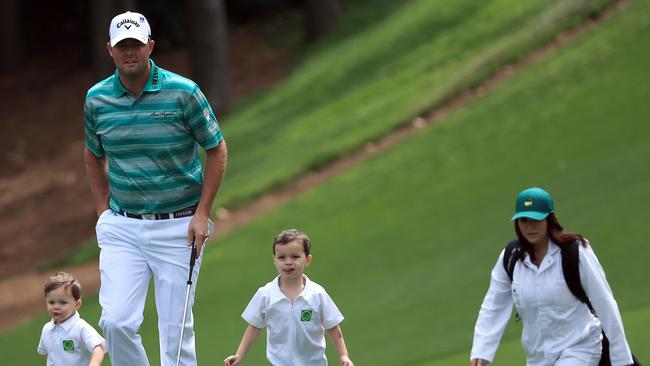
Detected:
[188,0,230,115]
[305,0,340,42]
[2,0,340,116]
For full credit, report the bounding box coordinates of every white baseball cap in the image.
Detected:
[109,11,151,47]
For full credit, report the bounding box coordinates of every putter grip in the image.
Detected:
[187,241,197,284]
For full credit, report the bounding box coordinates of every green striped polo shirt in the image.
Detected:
[84,60,224,214]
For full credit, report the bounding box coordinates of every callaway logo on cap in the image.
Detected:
[109,11,151,47]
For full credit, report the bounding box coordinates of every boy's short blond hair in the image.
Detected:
[44,271,82,300]
[273,229,312,256]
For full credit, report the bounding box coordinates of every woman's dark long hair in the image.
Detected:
[514,213,587,262]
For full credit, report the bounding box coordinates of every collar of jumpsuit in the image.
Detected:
[522,239,559,272]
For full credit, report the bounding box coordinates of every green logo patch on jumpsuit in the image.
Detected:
[300,309,313,321]
[62,339,75,351]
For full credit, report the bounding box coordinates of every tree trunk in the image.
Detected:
[0,0,21,73]
[90,0,119,81]
[188,0,230,115]
[304,0,340,43]
[120,0,137,11]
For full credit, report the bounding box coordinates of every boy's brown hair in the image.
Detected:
[273,229,311,256]
[44,272,82,300]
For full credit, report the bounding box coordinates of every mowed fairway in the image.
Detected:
[2,1,649,366]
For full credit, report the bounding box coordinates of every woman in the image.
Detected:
[470,187,634,366]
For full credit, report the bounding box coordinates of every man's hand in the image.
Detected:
[188,213,211,252]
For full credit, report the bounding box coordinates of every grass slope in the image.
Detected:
[219,0,612,208]
[5,0,650,365]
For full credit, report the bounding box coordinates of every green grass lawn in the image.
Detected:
[5,0,650,365]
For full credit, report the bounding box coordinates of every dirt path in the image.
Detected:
[0,0,629,333]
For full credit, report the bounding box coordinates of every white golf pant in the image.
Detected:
[95,210,205,366]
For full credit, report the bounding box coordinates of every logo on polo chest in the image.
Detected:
[62,339,75,351]
[300,309,313,321]
[150,111,175,119]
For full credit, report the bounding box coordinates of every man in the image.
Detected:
[83,11,227,366]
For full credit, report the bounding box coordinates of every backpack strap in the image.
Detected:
[502,239,521,282]
[502,240,523,321]
[559,240,595,312]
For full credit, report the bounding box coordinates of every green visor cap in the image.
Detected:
[511,187,555,221]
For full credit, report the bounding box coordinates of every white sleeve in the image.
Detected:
[578,244,633,366]
[241,288,267,329]
[80,320,107,353]
[470,249,514,363]
[37,326,48,356]
[319,289,344,330]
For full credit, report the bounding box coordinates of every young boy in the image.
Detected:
[224,229,354,366]
[37,272,106,366]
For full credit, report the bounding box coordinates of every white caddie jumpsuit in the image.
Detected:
[471,241,633,366]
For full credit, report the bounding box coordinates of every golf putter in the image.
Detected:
[176,240,197,366]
